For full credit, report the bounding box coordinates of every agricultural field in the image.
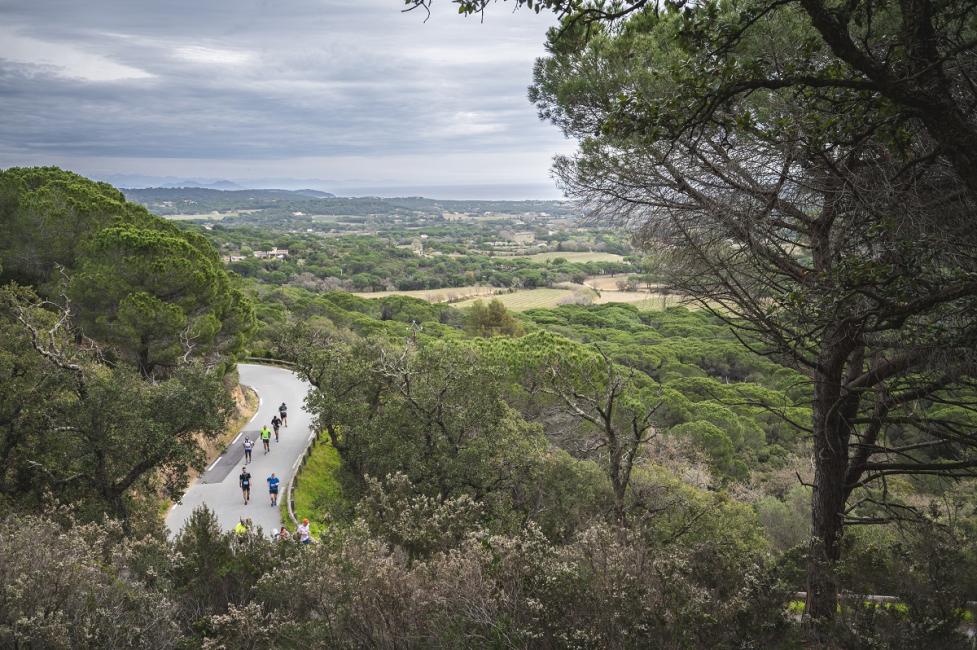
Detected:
[592,291,687,309]
[584,274,641,290]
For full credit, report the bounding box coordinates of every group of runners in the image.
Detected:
[229,400,315,543]
[237,518,313,545]
[242,402,287,464]
[239,402,289,506]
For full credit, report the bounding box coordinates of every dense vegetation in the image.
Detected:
[216,229,634,292]
[4,0,977,636]
[519,0,977,630]
[122,185,642,294]
[0,168,251,523]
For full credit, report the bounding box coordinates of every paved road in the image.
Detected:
[165,363,313,538]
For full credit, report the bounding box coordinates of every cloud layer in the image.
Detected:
[0,0,572,196]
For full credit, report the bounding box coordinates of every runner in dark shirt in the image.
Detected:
[239,467,252,505]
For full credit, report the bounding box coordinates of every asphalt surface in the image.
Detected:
[165,363,313,538]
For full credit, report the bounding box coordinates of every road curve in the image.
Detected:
[165,363,313,538]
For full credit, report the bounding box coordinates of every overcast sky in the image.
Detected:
[0,0,574,197]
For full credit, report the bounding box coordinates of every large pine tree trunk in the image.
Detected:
[805,339,854,625]
[806,431,847,622]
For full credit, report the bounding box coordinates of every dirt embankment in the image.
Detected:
[185,382,258,483]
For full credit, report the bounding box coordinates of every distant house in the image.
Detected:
[222,255,247,263]
[253,248,289,259]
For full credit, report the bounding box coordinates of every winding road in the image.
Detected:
[165,363,313,538]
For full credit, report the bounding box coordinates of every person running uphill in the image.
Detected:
[279,402,288,427]
[271,415,281,442]
[267,472,280,506]
[239,467,252,505]
[243,437,254,464]
[260,426,272,453]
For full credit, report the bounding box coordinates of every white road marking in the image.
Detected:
[232,431,243,444]
[207,457,223,472]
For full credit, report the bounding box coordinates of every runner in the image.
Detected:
[297,518,311,544]
[279,402,288,427]
[243,436,254,464]
[271,415,281,442]
[239,467,251,505]
[260,425,272,453]
[234,518,247,536]
[267,472,280,506]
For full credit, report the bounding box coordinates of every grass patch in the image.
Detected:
[284,438,346,538]
[454,288,577,311]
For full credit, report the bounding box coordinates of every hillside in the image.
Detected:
[123,186,573,219]
[2,170,976,648]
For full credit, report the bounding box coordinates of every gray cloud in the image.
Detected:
[0,0,571,196]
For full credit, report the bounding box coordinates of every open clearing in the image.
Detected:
[503,251,626,263]
[583,274,662,291]
[353,281,684,312]
[453,288,578,311]
[352,285,501,303]
[593,291,685,308]
[163,208,260,221]
[453,288,683,311]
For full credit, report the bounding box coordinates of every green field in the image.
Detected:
[454,288,579,311]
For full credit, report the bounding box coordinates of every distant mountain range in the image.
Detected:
[129,181,336,197]
[93,173,339,195]
[121,186,573,219]
[122,187,338,209]
[161,179,244,190]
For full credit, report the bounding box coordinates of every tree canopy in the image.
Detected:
[523,0,977,627]
[0,167,255,376]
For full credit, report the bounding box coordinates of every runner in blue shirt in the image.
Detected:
[267,472,280,506]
